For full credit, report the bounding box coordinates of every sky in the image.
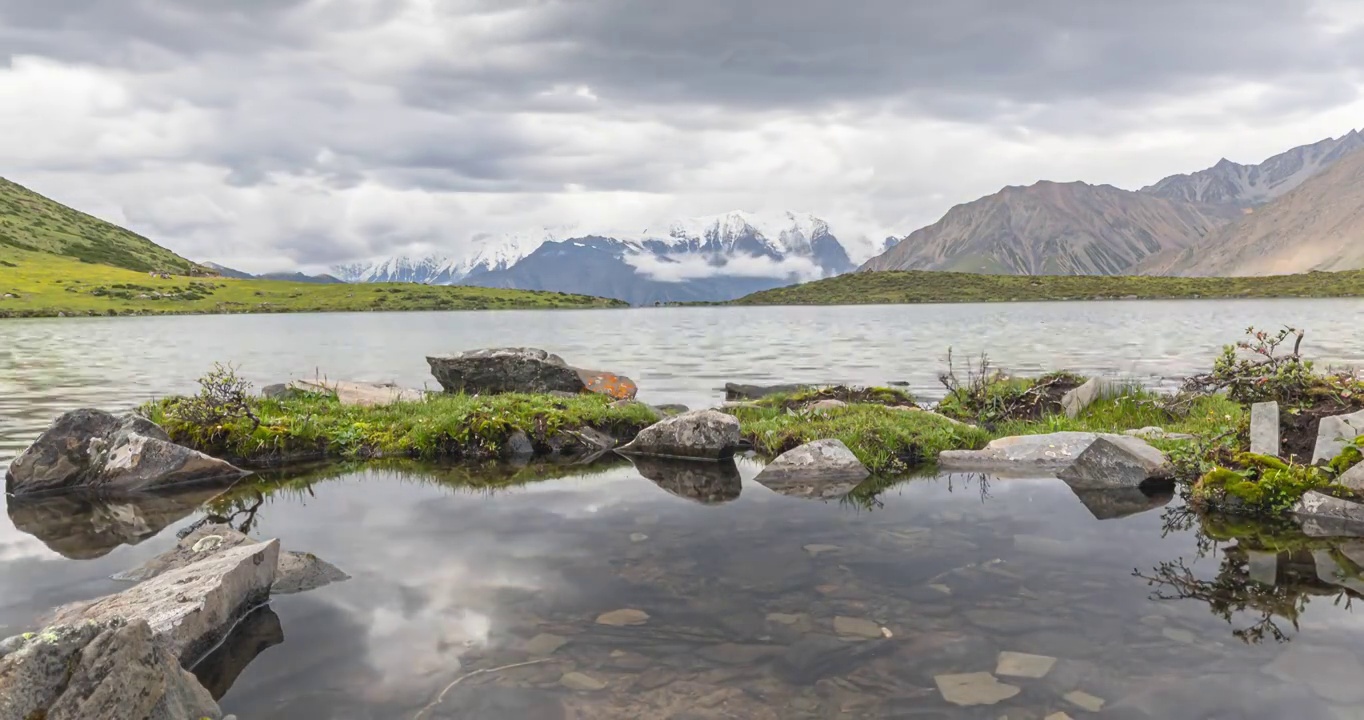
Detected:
[2,0,1364,274]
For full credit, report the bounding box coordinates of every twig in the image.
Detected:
[411,658,552,720]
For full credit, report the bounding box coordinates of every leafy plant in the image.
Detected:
[161,362,260,430]
[1184,326,1317,405]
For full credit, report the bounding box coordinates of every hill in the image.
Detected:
[725,268,1364,306]
[860,181,1228,275]
[1175,145,1364,276]
[0,177,199,273]
[0,246,625,318]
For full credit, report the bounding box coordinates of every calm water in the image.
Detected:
[5,300,1364,719]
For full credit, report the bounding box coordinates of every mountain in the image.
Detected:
[0,177,198,273]
[1173,144,1364,276]
[859,181,1226,275]
[1142,129,1364,207]
[200,262,254,279]
[202,262,345,284]
[333,211,857,304]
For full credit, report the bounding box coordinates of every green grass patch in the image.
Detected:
[718,268,1364,306]
[991,390,1243,442]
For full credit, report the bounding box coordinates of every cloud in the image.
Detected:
[625,251,826,283]
[1,0,1363,272]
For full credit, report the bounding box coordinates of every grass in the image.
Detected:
[0,245,626,318]
[720,268,1364,306]
[0,177,199,273]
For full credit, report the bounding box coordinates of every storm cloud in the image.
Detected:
[2,0,1363,271]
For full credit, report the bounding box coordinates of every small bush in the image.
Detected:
[160,363,260,430]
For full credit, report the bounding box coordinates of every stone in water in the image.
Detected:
[934,672,1020,706]
[995,651,1057,678]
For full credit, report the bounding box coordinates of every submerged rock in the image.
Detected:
[755,439,870,486]
[6,485,225,560]
[1313,409,1364,464]
[631,456,742,504]
[5,409,248,497]
[1055,437,1173,490]
[425,347,636,399]
[1292,491,1364,528]
[53,540,280,664]
[934,672,1020,706]
[724,382,812,401]
[617,409,741,460]
[0,619,222,720]
[938,432,1134,475]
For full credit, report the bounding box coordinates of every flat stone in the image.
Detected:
[596,609,649,626]
[559,672,607,691]
[1293,491,1364,527]
[1340,463,1364,492]
[629,533,649,543]
[934,672,1020,706]
[1064,690,1106,712]
[1056,437,1173,490]
[1061,377,1123,419]
[524,633,569,656]
[1251,401,1281,457]
[52,540,279,664]
[939,432,1149,475]
[995,651,1057,678]
[1315,410,1364,465]
[833,616,884,639]
[1263,646,1364,704]
[754,439,870,486]
[617,410,741,460]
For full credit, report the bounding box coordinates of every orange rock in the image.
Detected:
[574,368,639,401]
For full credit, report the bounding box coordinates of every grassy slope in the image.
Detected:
[0,246,626,317]
[0,177,198,273]
[728,269,1364,306]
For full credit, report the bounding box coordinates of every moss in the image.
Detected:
[1194,461,1332,515]
[1329,439,1364,475]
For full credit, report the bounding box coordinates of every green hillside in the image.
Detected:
[0,177,198,273]
[726,269,1364,306]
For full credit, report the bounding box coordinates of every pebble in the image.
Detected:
[560,672,607,691]
[934,672,1021,706]
[596,609,650,626]
[524,633,569,656]
[1065,691,1106,712]
[995,651,1057,679]
[833,616,884,639]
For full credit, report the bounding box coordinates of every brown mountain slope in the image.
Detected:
[861,181,1230,275]
[1177,147,1364,276]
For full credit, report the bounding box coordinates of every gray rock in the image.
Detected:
[503,430,535,459]
[631,456,742,504]
[1313,409,1364,465]
[724,382,812,401]
[1292,491,1364,528]
[754,439,870,486]
[1339,462,1364,492]
[53,540,280,665]
[939,432,1139,475]
[1055,437,1173,490]
[5,409,248,497]
[1251,401,1281,457]
[617,409,740,460]
[1122,426,1195,440]
[427,348,585,396]
[1061,377,1123,419]
[0,619,221,720]
[6,485,225,560]
[290,379,424,407]
[260,383,294,399]
[113,523,349,596]
[805,399,847,412]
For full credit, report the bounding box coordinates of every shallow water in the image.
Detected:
[4,300,1364,718]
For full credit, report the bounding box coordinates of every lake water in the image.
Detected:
[5,299,1364,719]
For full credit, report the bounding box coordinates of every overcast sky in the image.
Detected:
[3,0,1364,273]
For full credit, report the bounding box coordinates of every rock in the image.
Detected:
[291,379,424,407]
[1068,486,1173,520]
[617,409,740,460]
[939,432,1141,475]
[933,672,1020,706]
[559,672,607,691]
[567,426,617,453]
[52,540,280,664]
[573,368,638,401]
[6,485,225,560]
[1055,437,1173,490]
[5,409,248,497]
[724,382,812,401]
[1064,690,1106,712]
[503,430,535,459]
[0,619,222,720]
[1061,377,1123,419]
[191,606,283,701]
[754,439,871,487]
[1314,409,1364,464]
[524,633,569,656]
[631,456,742,504]
[1251,401,1281,457]
[1123,427,1195,440]
[112,523,348,596]
[1293,491,1364,527]
[1263,645,1364,704]
[260,383,294,399]
[833,616,884,639]
[1339,462,1364,492]
[805,399,847,412]
[596,609,649,626]
[995,651,1057,678]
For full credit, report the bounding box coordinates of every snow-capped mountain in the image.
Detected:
[332,211,859,303]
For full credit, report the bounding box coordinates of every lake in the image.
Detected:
[5,299,1364,719]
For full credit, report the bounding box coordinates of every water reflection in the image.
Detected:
[6,485,225,559]
[630,457,742,505]
[193,605,285,700]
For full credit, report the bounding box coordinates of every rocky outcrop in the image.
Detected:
[426,348,637,399]
[755,439,870,486]
[5,409,248,497]
[53,540,280,665]
[617,410,741,460]
[113,523,349,596]
[0,619,222,720]
[1313,409,1364,464]
[1293,491,1364,527]
[938,432,1138,475]
[1055,437,1173,490]
[632,456,742,504]
[724,382,812,401]
[6,485,225,560]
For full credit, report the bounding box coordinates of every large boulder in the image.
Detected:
[939,432,1135,475]
[5,409,248,497]
[755,439,870,486]
[632,456,742,504]
[617,409,741,460]
[1055,436,1173,490]
[426,348,637,399]
[53,540,280,664]
[0,619,221,720]
[1313,409,1364,464]
[113,523,349,596]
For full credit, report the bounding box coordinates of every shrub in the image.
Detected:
[160,363,260,430]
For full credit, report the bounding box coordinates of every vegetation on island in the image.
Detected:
[721,268,1364,306]
[0,246,626,318]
